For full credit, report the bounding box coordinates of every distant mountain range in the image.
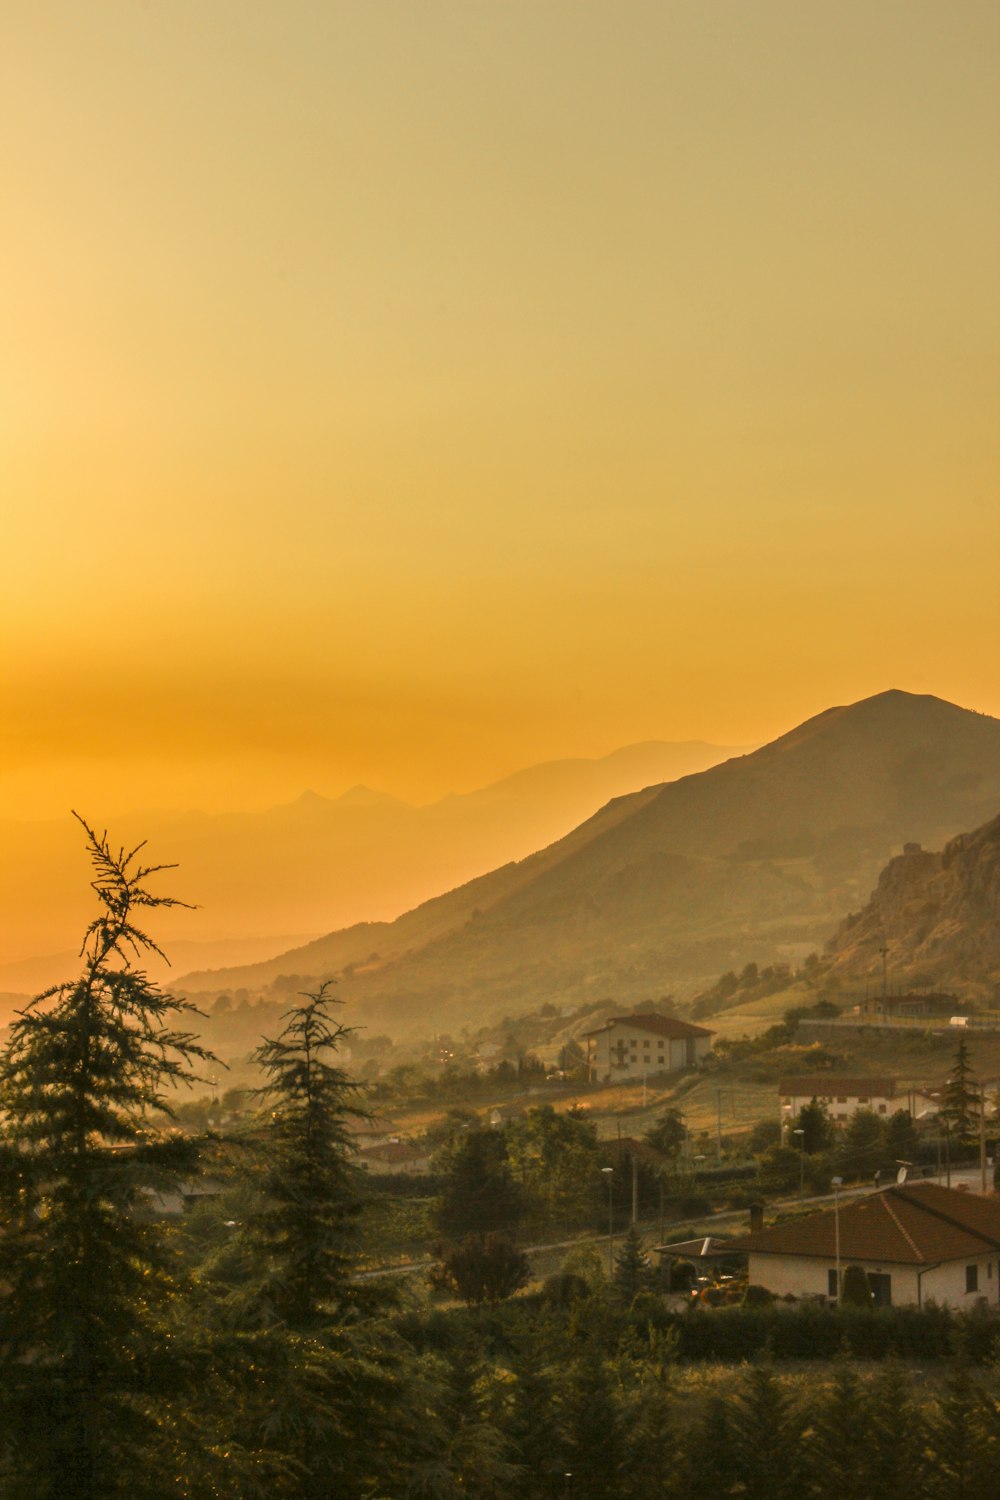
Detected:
[827,810,1000,1001]
[0,738,744,991]
[173,691,1000,1034]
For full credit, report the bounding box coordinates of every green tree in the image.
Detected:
[0,819,216,1498]
[793,1098,833,1153]
[432,1232,530,1305]
[239,982,367,1330]
[757,1143,801,1193]
[939,1036,980,1147]
[837,1109,885,1181]
[435,1127,524,1238]
[505,1104,599,1230]
[885,1108,920,1164]
[727,1361,805,1500]
[643,1107,686,1158]
[612,1225,651,1305]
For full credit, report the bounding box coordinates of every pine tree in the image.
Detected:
[612,1225,650,1305]
[804,1351,872,1500]
[727,1361,805,1500]
[939,1036,980,1147]
[240,981,367,1329]
[0,817,215,1499]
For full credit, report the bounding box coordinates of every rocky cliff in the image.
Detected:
[827,812,1000,1000]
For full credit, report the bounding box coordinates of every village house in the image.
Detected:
[778,1075,937,1128]
[585,1013,713,1083]
[727,1182,1000,1308]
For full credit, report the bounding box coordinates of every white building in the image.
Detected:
[728,1182,1000,1308]
[779,1075,940,1129]
[585,1014,713,1083]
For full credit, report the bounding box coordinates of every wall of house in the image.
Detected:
[921,1254,999,1308]
[589,1026,709,1081]
[781,1091,895,1125]
[748,1251,1000,1308]
[747,1253,921,1304]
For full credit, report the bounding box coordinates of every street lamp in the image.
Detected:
[831,1175,842,1304]
[793,1128,805,1199]
[601,1166,614,1278]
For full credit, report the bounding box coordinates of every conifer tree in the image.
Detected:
[0,817,215,1499]
[612,1225,651,1305]
[939,1036,980,1147]
[240,981,367,1329]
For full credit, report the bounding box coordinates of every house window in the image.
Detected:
[837,1096,848,1104]
[827,1269,838,1298]
[878,1104,886,1115]
[858,1097,869,1105]
[989,1263,994,1279]
[643,1040,650,1048]
[966,1265,979,1294]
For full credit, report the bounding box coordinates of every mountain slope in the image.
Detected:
[175,691,1000,1032]
[827,812,1000,999]
[0,738,744,985]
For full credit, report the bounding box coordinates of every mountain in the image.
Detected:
[174,691,1000,1033]
[826,811,1000,1001]
[0,739,743,985]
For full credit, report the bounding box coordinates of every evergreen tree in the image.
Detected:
[676,1393,741,1500]
[862,1360,927,1500]
[885,1108,920,1165]
[793,1098,833,1153]
[643,1107,686,1158]
[923,1340,1000,1500]
[558,1341,622,1500]
[939,1036,980,1147]
[240,981,367,1329]
[0,818,215,1499]
[804,1352,873,1500]
[727,1361,805,1500]
[837,1108,885,1180]
[612,1225,650,1306]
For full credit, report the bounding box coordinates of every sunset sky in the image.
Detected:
[3,1,999,821]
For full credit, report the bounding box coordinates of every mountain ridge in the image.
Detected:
[174,691,1000,1033]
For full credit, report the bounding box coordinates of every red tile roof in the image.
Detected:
[728,1184,1000,1266]
[778,1077,896,1098]
[585,1013,713,1040]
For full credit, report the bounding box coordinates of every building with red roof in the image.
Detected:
[727,1182,1000,1308]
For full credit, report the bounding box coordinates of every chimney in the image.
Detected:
[749,1202,764,1234]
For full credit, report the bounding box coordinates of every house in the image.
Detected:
[727,1182,1000,1308]
[779,1076,897,1126]
[357,1140,431,1176]
[586,1014,713,1083]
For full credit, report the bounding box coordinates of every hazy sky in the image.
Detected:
[3,1,998,819]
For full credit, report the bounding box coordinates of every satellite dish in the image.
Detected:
[896,1166,908,1185]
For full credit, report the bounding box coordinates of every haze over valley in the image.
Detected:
[170,689,1000,1038]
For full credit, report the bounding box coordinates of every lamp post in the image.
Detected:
[831,1175,842,1304]
[601,1166,614,1279]
[793,1127,805,1199]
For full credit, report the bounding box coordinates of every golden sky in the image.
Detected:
[2,1,999,819]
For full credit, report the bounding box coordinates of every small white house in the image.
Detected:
[585,1014,713,1083]
[727,1183,1000,1308]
